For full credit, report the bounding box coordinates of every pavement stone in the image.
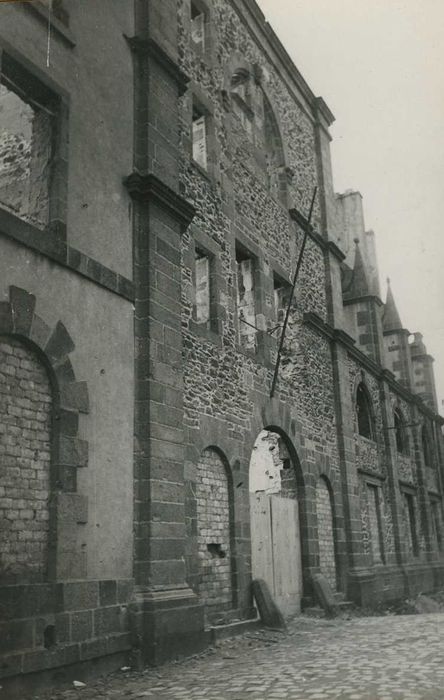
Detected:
[31,613,444,700]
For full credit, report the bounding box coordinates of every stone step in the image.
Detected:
[209,618,261,643]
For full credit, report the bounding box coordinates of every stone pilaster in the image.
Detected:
[125,0,206,664]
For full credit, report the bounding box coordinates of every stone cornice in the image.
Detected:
[303,311,443,424]
[0,208,134,302]
[343,294,384,307]
[314,96,335,128]
[383,328,410,337]
[124,172,196,229]
[125,35,190,96]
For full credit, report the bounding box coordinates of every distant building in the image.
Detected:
[1,0,443,694]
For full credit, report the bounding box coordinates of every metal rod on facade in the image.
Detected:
[269,186,317,398]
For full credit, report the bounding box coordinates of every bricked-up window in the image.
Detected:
[403,492,419,557]
[0,54,58,230]
[195,248,210,324]
[236,244,256,352]
[190,1,206,54]
[356,383,374,440]
[316,477,337,589]
[0,337,52,583]
[366,484,385,565]
[196,448,233,620]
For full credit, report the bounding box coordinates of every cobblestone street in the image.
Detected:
[32,613,444,700]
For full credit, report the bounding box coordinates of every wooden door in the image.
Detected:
[250,492,302,617]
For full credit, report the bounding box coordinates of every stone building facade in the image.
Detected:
[1,0,443,694]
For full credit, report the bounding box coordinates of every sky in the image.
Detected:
[256,0,444,414]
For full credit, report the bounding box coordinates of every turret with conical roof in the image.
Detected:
[382,279,413,390]
[383,278,403,332]
[342,239,384,364]
[410,332,438,411]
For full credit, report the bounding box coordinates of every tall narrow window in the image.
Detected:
[191,2,205,54]
[394,408,408,455]
[404,493,419,557]
[195,248,210,324]
[431,502,443,551]
[273,274,291,325]
[236,245,256,352]
[356,383,374,440]
[192,106,207,170]
[366,484,384,564]
[422,425,432,468]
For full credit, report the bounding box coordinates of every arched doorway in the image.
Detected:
[249,429,302,616]
[315,476,337,590]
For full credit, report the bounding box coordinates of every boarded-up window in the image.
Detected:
[192,108,207,170]
[195,248,210,324]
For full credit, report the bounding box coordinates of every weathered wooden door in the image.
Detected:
[250,492,302,617]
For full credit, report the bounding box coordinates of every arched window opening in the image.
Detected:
[228,65,289,205]
[394,408,408,455]
[315,477,337,590]
[422,426,433,468]
[263,94,288,205]
[0,336,53,583]
[356,383,374,440]
[193,448,234,622]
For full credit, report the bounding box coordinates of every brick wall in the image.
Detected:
[0,337,52,583]
[196,449,233,620]
[315,478,336,589]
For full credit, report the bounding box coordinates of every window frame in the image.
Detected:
[235,241,259,355]
[365,480,386,565]
[356,382,375,441]
[0,45,69,247]
[394,407,409,456]
[187,229,225,343]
